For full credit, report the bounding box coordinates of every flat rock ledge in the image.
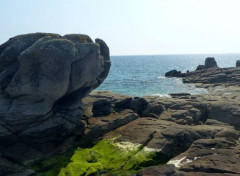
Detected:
[84,88,240,176]
[41,88,239,176]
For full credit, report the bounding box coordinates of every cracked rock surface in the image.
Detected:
[79,87,240,176]
[0,33,111,175]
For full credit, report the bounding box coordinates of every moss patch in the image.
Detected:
[33,139,170,176]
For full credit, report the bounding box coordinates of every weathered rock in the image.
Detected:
[79,109,139,146]
[0,33,110,117]
[134,164,185,176]
[236,60,240,67]
[196,64,205,70]
[79,90,240,175]
[0,33,111,174]
[92,99,112,117]
[182,67,240,87]
[165,70,186,77]
[168,138,240,175]
[205,57,218,69]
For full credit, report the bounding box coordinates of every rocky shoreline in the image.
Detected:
[0,34,240,176]
[78,85,240,175]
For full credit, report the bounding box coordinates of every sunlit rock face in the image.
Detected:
[0,33,111,146]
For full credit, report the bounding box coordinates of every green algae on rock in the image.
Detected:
[34,139,170,176]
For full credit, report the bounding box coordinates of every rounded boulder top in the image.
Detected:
[0,32,111,117]
[205,57,218,69]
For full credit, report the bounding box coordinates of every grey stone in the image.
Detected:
[0,32,111,158]
[205,57,218,69]
[236,60,240,67]
[196,64,205,70]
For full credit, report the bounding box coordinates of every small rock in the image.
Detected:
[165,70,182,77]
[196,64,205,70]
[92,99,112,117]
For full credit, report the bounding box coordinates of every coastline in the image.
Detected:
[24,64,240,175]
[1,34,240,176]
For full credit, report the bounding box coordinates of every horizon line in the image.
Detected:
[111,52,240,57]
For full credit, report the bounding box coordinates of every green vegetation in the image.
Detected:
[32,139,170,176]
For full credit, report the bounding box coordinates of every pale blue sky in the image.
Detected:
[1,0,240,55]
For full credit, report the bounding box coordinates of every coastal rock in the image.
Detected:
[166,58,219,78]
[196,64,205,70]
[0,33,110,117]
[0,33,111,174]
[195,57,218,71]
[183,67,240,87]
[26,87,240,175]
[168,138,240,175]
[236,60,240,67]
[79,90,240,175]
[205,57,218,69]
[134,164,185,176]
[165,70,185,77]
[92,99,112,117]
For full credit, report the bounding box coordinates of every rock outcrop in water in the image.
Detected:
[204,57,218,69]
[196,57,218,70]
[236,60,240,67]
[165,69,184,77]
[165,57,240,88]
[0,33,110,175]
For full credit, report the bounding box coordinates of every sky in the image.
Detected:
[1,0,240,55]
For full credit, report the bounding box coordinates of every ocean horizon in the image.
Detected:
[97,54,240,96]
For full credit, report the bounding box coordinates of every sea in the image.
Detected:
[97,54,240,97]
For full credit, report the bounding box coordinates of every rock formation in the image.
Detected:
[195,64,205,70]
[72,88,240,176]
[1,33,240,176]
[204,57,218,69]
[236,60,240,67]
[165,70,184,77]
[165,57,219,77]
[165,57,240,88]
[195,57,218,70]
[0,33,111,175]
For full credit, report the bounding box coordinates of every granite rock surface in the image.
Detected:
[0,33,111,176]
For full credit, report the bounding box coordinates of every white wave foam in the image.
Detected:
[157,76,166,79]
[151,93,171,98]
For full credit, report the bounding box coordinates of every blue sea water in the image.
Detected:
[97,54,240,97]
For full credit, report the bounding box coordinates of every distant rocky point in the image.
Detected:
[165,57,240,87]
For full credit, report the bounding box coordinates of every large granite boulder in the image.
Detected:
[0,33,110,150]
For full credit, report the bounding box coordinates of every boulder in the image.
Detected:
[92,99,112,117]
[236,60,240,67]
[205,57,218,69]
[196,64,205,70]
[165,70,183,77]
[0,32,111,150]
